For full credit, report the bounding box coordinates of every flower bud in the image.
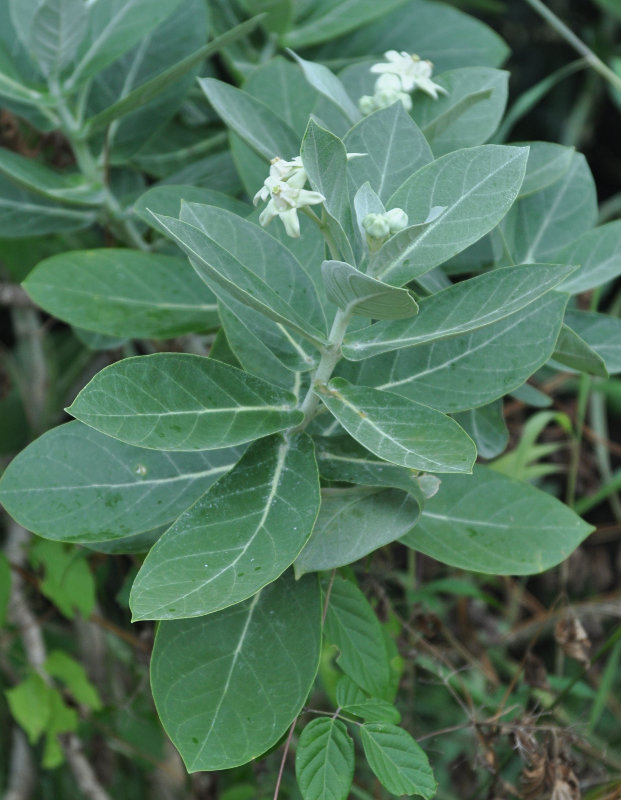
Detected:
[358,95,376,115]
[362,213,391,240]
[384,207,409,233]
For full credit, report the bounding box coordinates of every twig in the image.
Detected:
[272,718,297,800]
[0,284,35,308]
[4,728,34,800]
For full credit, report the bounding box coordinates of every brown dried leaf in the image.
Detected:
[521,752,548,800]
[524,652,550,690]
[555,614,591,666]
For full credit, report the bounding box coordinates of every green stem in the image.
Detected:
[523,0,621,92]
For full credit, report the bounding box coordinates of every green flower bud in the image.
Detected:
[362,213,391,239]
[384,207,409,233]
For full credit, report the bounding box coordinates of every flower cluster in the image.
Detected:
[359,51,447,115]
[253,156,325,238]
[362,208,409,246]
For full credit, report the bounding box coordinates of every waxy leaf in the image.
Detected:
[360,723,436,799]
[323,575,391,697]
[518,142,574,199]
[348,291,568,412]
[344,103,433,202]
[30,0,88,77]
[381,145,529,286]
[343,263,575,360]
[288,50,361,124]
[402,465,594,574]
[564,310,621,374]
[322,260,418,319]
[130,434,320,620]
[134,185,251,229]
[0,421,242,542]
[556,220,621,294]
[198,76,299,161]
[552,324,608,377]
[317,378,476,474]
[296,718,355,800]
[151,572,321,771]
[67,353,303,450]
[454,401,508,460]
[295,488,419,575]
[24,250,219,338]
[152,212,327,346]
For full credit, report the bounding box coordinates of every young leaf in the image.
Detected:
[295,488,419,575]
[402,465,594,574]
[29,540,95,619]
[0,421,242,543]
[24,250,219,338]
[198,77,300,161]
[381,145,529,286]
[152,212,327,347]
[552,324,608,377]
[564,310,621,374]
[341,699,401,725]
[555,220,621,294]
[30,0,88,77]
[151,571,321,771]
[67,353,303,450]
[347,291,568,412]
[316,378,476,473]
[321,259,419,319]
[344,103,433,202]
[296,718,355,800]
[413,67,508,156]
[360,723,436,799]
[288,50,361,124]
[44,651,101,710]
[130,433,320,620]
[342,263,575,360]
[323,575,391,697]
[6,672,53,744]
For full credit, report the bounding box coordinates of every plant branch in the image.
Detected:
[0,284,36,308]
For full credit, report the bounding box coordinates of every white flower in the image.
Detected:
[254,156,325,238]
[370,51,447,100]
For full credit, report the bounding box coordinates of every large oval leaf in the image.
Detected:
[67,353,303,450]
[0,421,242,542]
[402,465,593,574]
[151,571,321,771]
[130,433,320,620]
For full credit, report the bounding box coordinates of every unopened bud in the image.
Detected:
[362,213,391,239]
[384,207,409,233]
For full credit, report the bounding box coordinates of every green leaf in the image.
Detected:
[6,672,53,744]
[518,142,574,199]
[64,0,183,89]
[0,148,103,205]
[152,211,327,346]
[564,310,621,375]
[134,185,252,231]
[360,723,436,799]
[67,353,303,450]
[0,421,242,542]
[130,433,320,620]
[414,67,508,156]
[380,145,529,286]
[198,76,300,161]
[42,690,79,768]
[498,153,597,263]
[453,400,508,460]
[344,103,433,202]
[301,118,354,263]
[323,575,390,697]
[30,0,88,77]
[315,435,425,495]
[24,249,219,338]
[346,291,568,412]
[402,465,593,574]
[343,264,575,360]
[322,260,418,319]
[321,0,508,70]
[0,553,10,627]
[295,488,419,575]
[285,0,408,48]
[151,571,321,771]
[555,220,621,294]
[239,0,292,34]
[44,651,102,710]
[84,16,262,138]
[29,540,95,619]
[552,324,608,377]
[0,175,96,238]
[317,378,476,473]
[341,699,401,724]
[296,718,355,800]
[287,50,361,124]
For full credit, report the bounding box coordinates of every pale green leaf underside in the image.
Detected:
[151,572,321,771]
[343,263,575,360]
[130,433,320,620]
[402,465,593,574]
[0,421,242,542]
[67,353,302,450]
[317,378,476,473]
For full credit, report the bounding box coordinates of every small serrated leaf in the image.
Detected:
[296,718,354,800]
